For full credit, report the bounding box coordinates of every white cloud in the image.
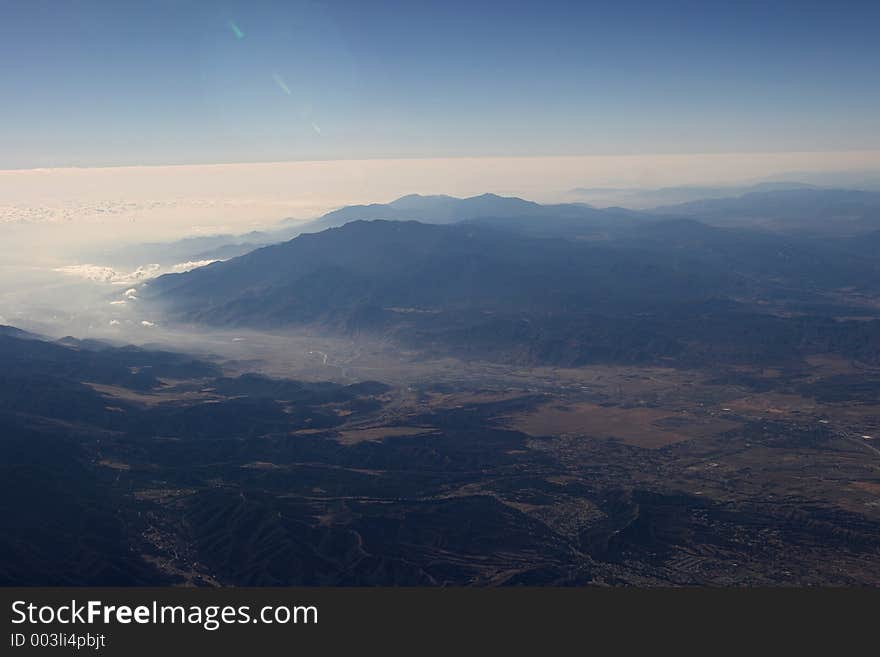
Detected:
[168,259,217,274]
[125,264,161,283]
[54,260,211,288]
[54,263,161,285]
[109,300,126,306]
[140,320,156,327]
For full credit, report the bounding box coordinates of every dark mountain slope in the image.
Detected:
[0,330,219,391]
[0,328,397,585]
[148,220,739,321]
[651,188,880,234]
[147,219,880,367]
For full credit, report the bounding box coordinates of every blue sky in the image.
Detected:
[2,0,879,168]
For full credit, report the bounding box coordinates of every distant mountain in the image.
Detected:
[651,188,880,234]
[299,193,537,231]
[565,182,818,209]
[98,187,880,280]
[295,193,642,238]
[95,194,575,270]
[0,325,42,340]
[148,219,735,318]
[297,187,880,240]
[93,227,305,269]
[146,218,880,367]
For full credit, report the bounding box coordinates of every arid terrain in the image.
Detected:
[4,325,877,586]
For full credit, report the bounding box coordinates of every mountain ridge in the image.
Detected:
[145,216,880,367]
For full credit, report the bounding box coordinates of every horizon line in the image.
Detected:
[4,148,880,175]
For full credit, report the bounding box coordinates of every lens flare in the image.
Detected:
[227,20,245,39]
[272,73,292,96]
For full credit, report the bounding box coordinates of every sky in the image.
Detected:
[2,0,880,169]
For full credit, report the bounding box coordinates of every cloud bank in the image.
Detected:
[54,260,216,285]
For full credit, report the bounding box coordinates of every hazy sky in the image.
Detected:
[3,0,880,168]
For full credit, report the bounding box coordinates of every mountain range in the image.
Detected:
[103,185,880,275]
[6,189,880,586]
[565,181,820,208]
[145,192,880,367]
[650,188,880,234]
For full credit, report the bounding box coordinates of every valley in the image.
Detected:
[2,326,878,586]
[4,191,880,587]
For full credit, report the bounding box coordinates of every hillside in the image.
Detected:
[146,218,880,367]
